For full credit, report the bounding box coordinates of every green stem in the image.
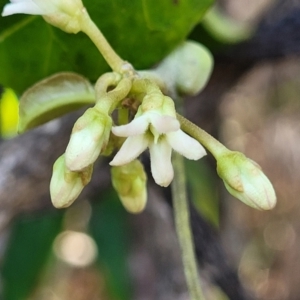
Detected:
[80,9,126,73]
[171,153,206,300]
[95,74,132,114]
[177,113,229,159]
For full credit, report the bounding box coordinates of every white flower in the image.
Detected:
[217,151,276,210]
[2,0,45,16]
[2,0,84,33]
[110,95,206,187]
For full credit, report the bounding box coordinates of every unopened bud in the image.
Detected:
[217,151,276,210]
[65,107,112,172]
[42,0,84,34]
[50,154,92,208]
[111,160,147,213]
[156,41,213,96]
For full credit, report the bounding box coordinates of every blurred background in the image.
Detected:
[1,0,300,299]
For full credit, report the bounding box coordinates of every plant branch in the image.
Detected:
[171,152,206,300]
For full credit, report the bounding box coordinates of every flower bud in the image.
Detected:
[156,41,213,96]
[217,151,276,210]
[50,154,93,208]
[65,107,112,172]
[111,160,147,214]
[2,0,85,34]
[42,0,85,34]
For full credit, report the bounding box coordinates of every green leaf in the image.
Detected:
[186,159,219,227]
[0,0,214,93]
[89,190,132,300]
[18,72,95,133]
[1,211,64,300]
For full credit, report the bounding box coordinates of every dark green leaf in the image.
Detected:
[89,190,132,300]
[186,159,219,227]
[0,0,214,93]
[1,211,64,300]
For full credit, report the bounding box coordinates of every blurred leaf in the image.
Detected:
[18,72,95,132]
[1,211,64,300]
[186,159,219,227]
[0,85,18,138]
[0,0,214,93]
[89,190,132,300]
[201,6,253,44]
[189,5,253,53]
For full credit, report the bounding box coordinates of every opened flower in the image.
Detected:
[110,94,206,187]
[2,0,84,33]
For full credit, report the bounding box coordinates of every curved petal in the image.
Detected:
[112,116,149,137]
[166,130,206,160]
[149,139,173,187]
[2,1,44,16]
[149,113,180,133]
[110,135,148,166]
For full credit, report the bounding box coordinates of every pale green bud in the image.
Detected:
[217,151,276,210]
[50,154,93,208]
[65,107,112,172]
[41,0,85,34]
[111,160,147,214]
[156,41,213,95]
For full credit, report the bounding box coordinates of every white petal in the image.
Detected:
[149,113,180,133]
[149,139,173,187]
[110,135,148,166]
[2,1,44,16]
[166,130,206,160]
[112,116,149,137]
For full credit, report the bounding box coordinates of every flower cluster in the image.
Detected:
[49,81,206,209]
[2,0,277,213]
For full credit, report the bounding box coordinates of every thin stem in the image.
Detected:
[80,9,126,73]
[95,74,132,114]
[171,152,206,300]
[177,113,229,159]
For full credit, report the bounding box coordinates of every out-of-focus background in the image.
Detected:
[1,0,300,299]
[213,1,300,299]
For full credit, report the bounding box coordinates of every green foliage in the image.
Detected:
[18,72,95,132]
[0,0,214,93]
[89,190,132,300]
[1,211,64,300]
[186,159,219,227]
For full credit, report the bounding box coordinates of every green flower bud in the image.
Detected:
[156,41,213,96]
[111,160,147,214]
[217,151,276,210]
[65,107,112,172]
[50,154,92,208]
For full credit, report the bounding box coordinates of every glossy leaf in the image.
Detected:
[18,72,95,132]
[0,0,214,93]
